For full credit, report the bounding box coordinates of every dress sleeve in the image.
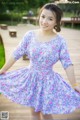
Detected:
[59,39,73,69]
[12,31,32,60]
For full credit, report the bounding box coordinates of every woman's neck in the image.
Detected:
[35,29,57,43]
[39,29,54,36]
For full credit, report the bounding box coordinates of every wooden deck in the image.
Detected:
[0,24,80,120]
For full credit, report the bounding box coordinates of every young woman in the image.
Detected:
[0,3,80,120]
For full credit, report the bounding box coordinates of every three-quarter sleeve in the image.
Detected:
[12,31,32,60]
[59,39,73,69]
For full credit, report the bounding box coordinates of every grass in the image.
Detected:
[0,44,5,68]
[0,20,20,26]
[63,23,80,30]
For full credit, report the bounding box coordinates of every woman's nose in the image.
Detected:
[43,19,48,24]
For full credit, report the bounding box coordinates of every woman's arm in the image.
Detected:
[65,65,80,93]
[59,38,80,92]
[65,65,76,87]
[0,56,16,74]
[0,31,32,74]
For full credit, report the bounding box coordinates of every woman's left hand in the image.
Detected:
[74,86,80,93]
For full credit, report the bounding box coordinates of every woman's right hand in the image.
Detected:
[0,69,6,75]
[74,86,80,94]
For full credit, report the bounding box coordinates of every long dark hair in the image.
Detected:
[39,3,63,32]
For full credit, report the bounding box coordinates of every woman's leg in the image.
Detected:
[41,113,53,120]
[30,108,41,120]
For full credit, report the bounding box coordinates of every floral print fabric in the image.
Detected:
[0,30,80,114]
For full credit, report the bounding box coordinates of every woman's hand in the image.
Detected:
[0,69,6,75]
[0,56,16,75]
[74,86,80,93]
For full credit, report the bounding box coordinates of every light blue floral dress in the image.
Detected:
[0,30,80,114]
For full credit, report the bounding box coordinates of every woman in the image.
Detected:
[0,3,80,120]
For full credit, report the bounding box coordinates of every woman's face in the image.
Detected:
[39,9,56,32]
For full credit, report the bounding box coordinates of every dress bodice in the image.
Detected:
[13,30,73,70]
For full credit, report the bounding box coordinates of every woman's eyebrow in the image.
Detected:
[41,14,54,18]
[41,13,54,19]
[48,16,54,19]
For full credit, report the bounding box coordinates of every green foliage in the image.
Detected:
[0,0,28,12]
[0,0,50,13]
[68,0,80,2]
[58,3,80,14]
[0,0,80,14]
[0,12,22,22]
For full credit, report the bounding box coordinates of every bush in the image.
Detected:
[58,3,80,14]
[0,12,22,21]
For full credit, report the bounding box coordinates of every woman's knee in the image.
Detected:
[30,108,41,116]
[41,113,53,120]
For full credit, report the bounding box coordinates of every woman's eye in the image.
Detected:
[41,15,45,18]
[49,18,53,21]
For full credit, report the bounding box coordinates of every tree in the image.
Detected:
[0,0,28,13]
[68,0,80,3]
[0,0,51,13]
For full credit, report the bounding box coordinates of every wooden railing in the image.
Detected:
[61,17,80,27]
[22,16,38,24]
[22,16,80,27]
[71,17,80,27]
